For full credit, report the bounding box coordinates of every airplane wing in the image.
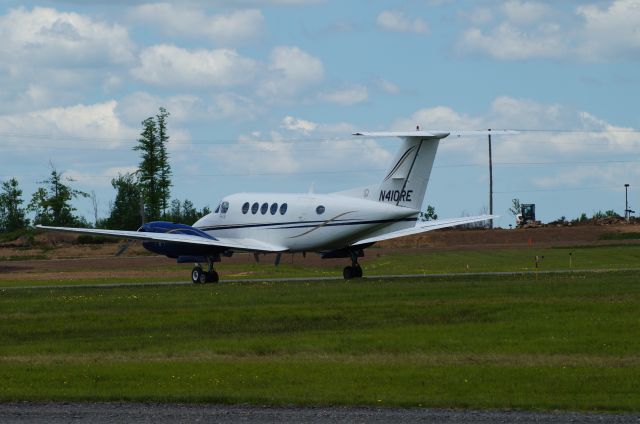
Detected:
[35,225,288,252]
[351,215,497,245]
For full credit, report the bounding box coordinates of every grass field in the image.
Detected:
[2,243,640,287]
[1,270,640,411]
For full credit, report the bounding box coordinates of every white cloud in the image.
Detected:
[576,0,640,61]
[0,6,134,68]
[204,117,390,179]
[120,91,261,125]
[66,166,139,188]
[377,10,429,34]
[459,23,565,60]
[131,44,258,88]
[129,5,265,45]
[375,78,400,95]
[258,46,324,100]
[0,101,136,150]
[281,116,318,133]
[502,0,550,25]
[392,105,482,132]
[320,85,368,105]
[458,0,640,61]
[388,97,640,188]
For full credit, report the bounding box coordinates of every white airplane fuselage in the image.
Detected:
[194,192,419,252]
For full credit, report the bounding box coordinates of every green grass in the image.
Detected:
[1,271,640,410]
[2,244,640,288]
[600,232,640,240]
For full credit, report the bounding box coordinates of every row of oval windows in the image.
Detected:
[217,201,325,216]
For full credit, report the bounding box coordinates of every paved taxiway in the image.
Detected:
[3,268,640,290]
[1,403,639,424]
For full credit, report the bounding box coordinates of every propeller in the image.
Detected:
[115,239,136,256]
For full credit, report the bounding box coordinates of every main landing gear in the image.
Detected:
[343,250,363,280]
[191,260,219,284]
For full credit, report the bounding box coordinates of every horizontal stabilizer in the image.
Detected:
[351,215,497,245]
[353,130,518,139]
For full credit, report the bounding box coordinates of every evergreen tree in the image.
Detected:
[102,173,142,230]
[156,107,172,216]
[133,108,172,221]
[134,117,161,221]
[28,166,89,227]
[419,205,438,221]
[0,178,29,232]
[164,198,210,224]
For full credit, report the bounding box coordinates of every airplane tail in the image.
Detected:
[354,131,449,210]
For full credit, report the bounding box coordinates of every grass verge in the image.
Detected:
[1,271,639,410]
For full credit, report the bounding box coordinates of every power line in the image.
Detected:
[1,128,639,146]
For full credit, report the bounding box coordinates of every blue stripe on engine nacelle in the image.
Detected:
[140,221,217,240]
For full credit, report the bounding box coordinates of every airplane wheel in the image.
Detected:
[191,266,206,284]
[343,266,354,280]
[205,270,219,283]
[354,265,363,278]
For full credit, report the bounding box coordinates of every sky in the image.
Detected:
[1,0,639,228]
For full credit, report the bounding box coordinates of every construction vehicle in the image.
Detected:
[516,203,536,227]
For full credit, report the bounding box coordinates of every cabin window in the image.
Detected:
[251,202,259,214]
[316,205,325,215]
[280,203,288,215]
[242,202,250,214]
[260,202,268,215]
[220,201,229,214]
[270,203,278,215]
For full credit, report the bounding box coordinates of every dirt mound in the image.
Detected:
[379,224,640,250]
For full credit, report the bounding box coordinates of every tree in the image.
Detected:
[28,166,89,227]
[156,107,172,216]
[134,117,161,221]
[164,198,211,224]
[0,178,29,232]
[508,198,521,217]
[133,108,172,222]
[102,173,142,230]
[419,205,438,221]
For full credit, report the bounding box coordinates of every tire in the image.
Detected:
[343,266,354,280]
[191,266,205,284]
[354,265,363,278]
[205,270,219,283]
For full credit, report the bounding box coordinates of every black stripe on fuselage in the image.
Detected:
[196,217,417,232]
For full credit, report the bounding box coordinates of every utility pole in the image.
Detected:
[625,183,631,221]
[488,128,493,229]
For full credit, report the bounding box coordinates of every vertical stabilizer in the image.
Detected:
[359,132,448,209]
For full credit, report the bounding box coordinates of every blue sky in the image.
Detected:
[1,0,639,227]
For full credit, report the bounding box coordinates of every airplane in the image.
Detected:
[37,130,510,283]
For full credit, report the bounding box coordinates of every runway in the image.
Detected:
[1,403,639,424]
[3,267,640,290]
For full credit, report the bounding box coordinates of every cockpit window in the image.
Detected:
[251,202,259,214]
[280,203,288,215]
[316,205,325,215]
[242,202,250,214]
[260,202,268,215]
[220,201,229,214]
[214,203,220,213]
[270,203,278,215]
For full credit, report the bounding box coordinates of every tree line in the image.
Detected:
[0,108,209,234]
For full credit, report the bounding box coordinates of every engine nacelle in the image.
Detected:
[139,221,223,258]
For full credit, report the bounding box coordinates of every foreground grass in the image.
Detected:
[1,272,640,410]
